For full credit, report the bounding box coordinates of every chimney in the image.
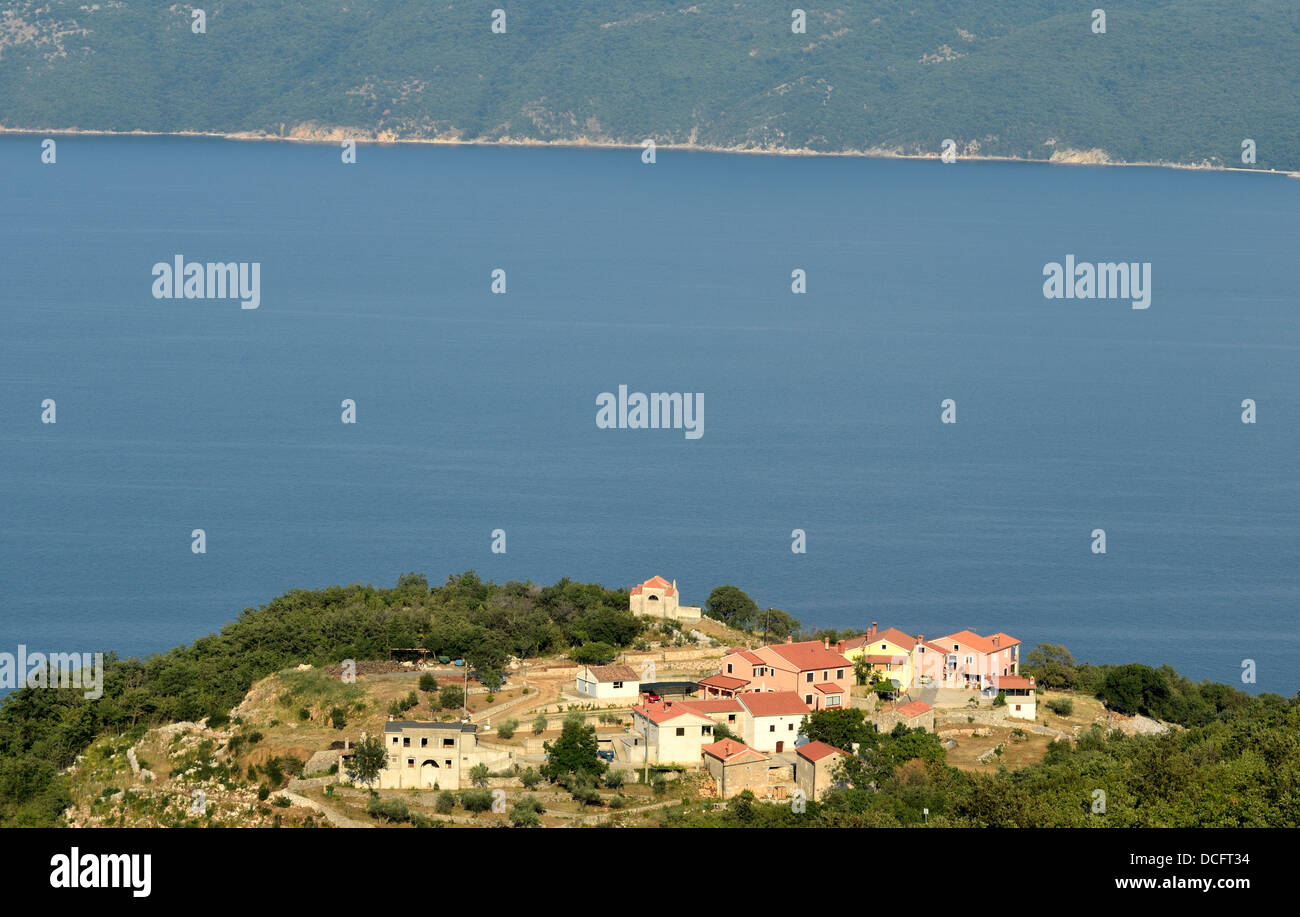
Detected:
[916,634,924,645]
[786,635,793,644]
[1029,676,1035,688]
[870,622,878,637]
[836,640,845,654]
[993,635,1000,647]
[823,637,830,649]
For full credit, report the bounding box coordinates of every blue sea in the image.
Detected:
[2,135,1297,694]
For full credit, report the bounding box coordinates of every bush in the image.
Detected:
[652,776,668,796]
[520,767,541,790]
[532,714,548,735]
[206,712,230,729]
[460,789,494,813]
[330,707,346,730]
[257,785,270,801]
[367,796,411,823]
[604,769,625,789]
[1046,698,1074,716]
[496,719,518,739]
[993,691,1007,707]
[297,707,311,721]
[609,794,626,810]
[509,794,545,827]
[273,795,291,808]
[419,673,438,693]
[435,791,456,814]
[439,685,465,711]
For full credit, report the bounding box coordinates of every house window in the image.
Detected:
[836,669,844,680]
[822,670,828,680]
[1015,704,1022,711]
[613,681,623,689]
[827,695,841,707]
[675,727,685,737]
[727,714,736,723]
[805,694,813,705]
[443,738,455,747]
[726,663,733,674]
[703,725,712,735]
[769,724,776,733]
[402,737,410,747]
[445,760,452,767]
[788,723,795,730]
[407,758,414,768]
[391,737,398,746]
[806,672,814,683]
[421,737,428,747]
[965,656,973,665]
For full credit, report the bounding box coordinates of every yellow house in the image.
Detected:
[838,624,917,692]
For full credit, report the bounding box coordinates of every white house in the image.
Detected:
[997,675,1037,720]
[630,701,717,764]
[738,691,810,753]
[575,664,641,701]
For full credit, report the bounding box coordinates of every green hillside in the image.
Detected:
[1,0,1297,169]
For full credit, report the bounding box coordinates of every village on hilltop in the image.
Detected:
[339,575,1039,807]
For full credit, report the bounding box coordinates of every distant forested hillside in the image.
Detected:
[1,0,1296,169]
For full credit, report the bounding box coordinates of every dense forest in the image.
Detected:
[1,1,1297,170]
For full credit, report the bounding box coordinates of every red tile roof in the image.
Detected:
[630,575,675,597]
[738,691,810,717]
[813,683,843,695]
[862,654,904,665]
[896,700,932,718]
[797,740,849,763]
[633,702,712,725]
[677,698,744,715]
[996,676,1034,690]
[584,664,639,682]
[699,674,749,690]
[938,630,1021,655]
[762,641,850,671]
[701,739,768,764]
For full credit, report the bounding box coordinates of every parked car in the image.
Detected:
[919,675,933,685]
[597,750,614,762]
[453,659,465,667]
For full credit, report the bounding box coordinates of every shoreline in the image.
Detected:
[3,124,1296,178]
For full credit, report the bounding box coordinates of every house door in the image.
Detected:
[776,741,784,752]
[420,759,440,788]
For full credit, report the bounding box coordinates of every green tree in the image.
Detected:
[704,585,759,630]
[542,714,607,782]
[438,685,465,712]
[345,735,388,789]
[800,707,877,752]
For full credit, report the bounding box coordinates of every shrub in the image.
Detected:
[367,796,411,823]
[419,673,438,692]
[206,712,230,729]
[297,707,311,721]
[330,707,346,730]
[460,789,494,813]
[652,776,668,796]
[520,767,541,790]
[1046,698,1074,716]
[257,785,270,801]
[609,794,626,810]
[604,769,625,789]
[993,691,1007,707]
[435,791,456,814]
[496,719,518,739]
[273,795,291,808]
[532,714,548,735]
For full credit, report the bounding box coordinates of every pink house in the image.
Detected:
[715,639,853,711]
[927,630,1021,691]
